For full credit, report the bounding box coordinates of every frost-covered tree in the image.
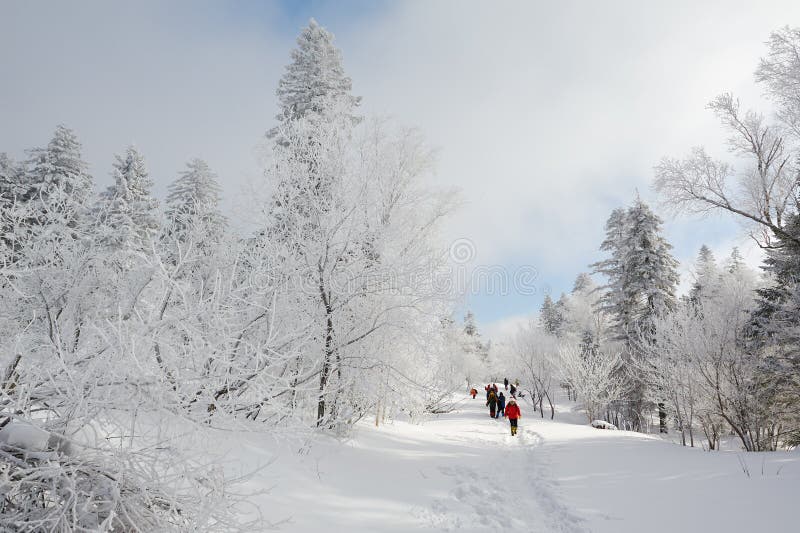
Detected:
[564,273,608,358]
[655,28,800,249]
[94,146,159,253]
[591,198,679,429]
[512,322,558,419]
[591,208,628,338]
[463,310,478,337]
[572,272,593,294]
[689,244,720,305]
[461,310,489,366]
[0,153,27,255]
[0,152,26,201]
[726,246,745,274]
[267,20,362,246]
[24,125,93,245]
[165,158,226,246]
[643,261,789,451]
[539,294,565,337]
[593,198,679,340]
[558,344,627,423]
[750,213,800,446]
[264,109,454,429]
[269,18,360,140]
[621,198,680,329]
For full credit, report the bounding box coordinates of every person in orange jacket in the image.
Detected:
[505,398,521,436]
[470,388,478,399]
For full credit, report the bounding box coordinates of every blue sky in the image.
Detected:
[2,0,797,338]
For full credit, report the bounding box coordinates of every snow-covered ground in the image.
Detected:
[227,392,800,532]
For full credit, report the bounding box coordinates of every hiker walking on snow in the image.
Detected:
[505,398,521,436]
[470,388,478,399]
[504,378,509,390]
[509,383,517,397]
[487,390,498,418]
[497,392,506,418]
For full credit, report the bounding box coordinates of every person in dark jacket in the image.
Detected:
[509,383,517,397]
[497,392,506,418]
[486,390,498,418]
[504,377,509,390]
[505,398,521,436]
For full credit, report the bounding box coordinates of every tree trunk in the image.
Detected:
[317,279,335,427]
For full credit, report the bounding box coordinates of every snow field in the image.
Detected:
[216,392,799,532]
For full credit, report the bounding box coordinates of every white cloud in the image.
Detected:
[342,0,800,270]
[483,313,532,344]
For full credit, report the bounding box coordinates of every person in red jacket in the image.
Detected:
[505,398,521,436]
[470,388,478,399]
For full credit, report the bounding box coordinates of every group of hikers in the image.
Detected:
[469,377,522,436]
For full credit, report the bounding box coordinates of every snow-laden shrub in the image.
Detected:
[0,420,258,532]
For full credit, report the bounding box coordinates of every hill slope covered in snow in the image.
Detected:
[227,392,799,532]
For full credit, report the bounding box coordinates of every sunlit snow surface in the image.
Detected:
[225,393,799,532]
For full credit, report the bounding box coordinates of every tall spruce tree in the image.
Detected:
[0,153,26,255]
[689,245,719,305]
[24,125,93,242]
[463,311,478,337]
[265,20,370,427]
[0,153,26,201]
[572,272,593,294]
[592,198,679,429]
[270,18,360,140]
[540,294,565,336]
[462,311,488,365]
[592,208,628,339]
[267,19,361,245]
[165,158,226,245]
[622,198,679,331]
[739,213,800,446]
[725,247,744,273]
[594,199,679,340]
[94,146,159,252]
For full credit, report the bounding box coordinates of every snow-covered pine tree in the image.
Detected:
[689,244,719,305]
[24,125,93,244]
[621,197,679,333]
[726,246,745,274]
[462,311,489,364]
[540,294,565,337]
[269,18,360,141]
[591,208,628,340]
[564,273,606,360]
[572,272,593,294]
[0,153,27,256]
[266,19,362,247]
[463,310,477,337]
[592,198,679,430]
[751,213,800,445]
[0,152,26,201]
[94,146,159,253]
[165,158,226,246]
